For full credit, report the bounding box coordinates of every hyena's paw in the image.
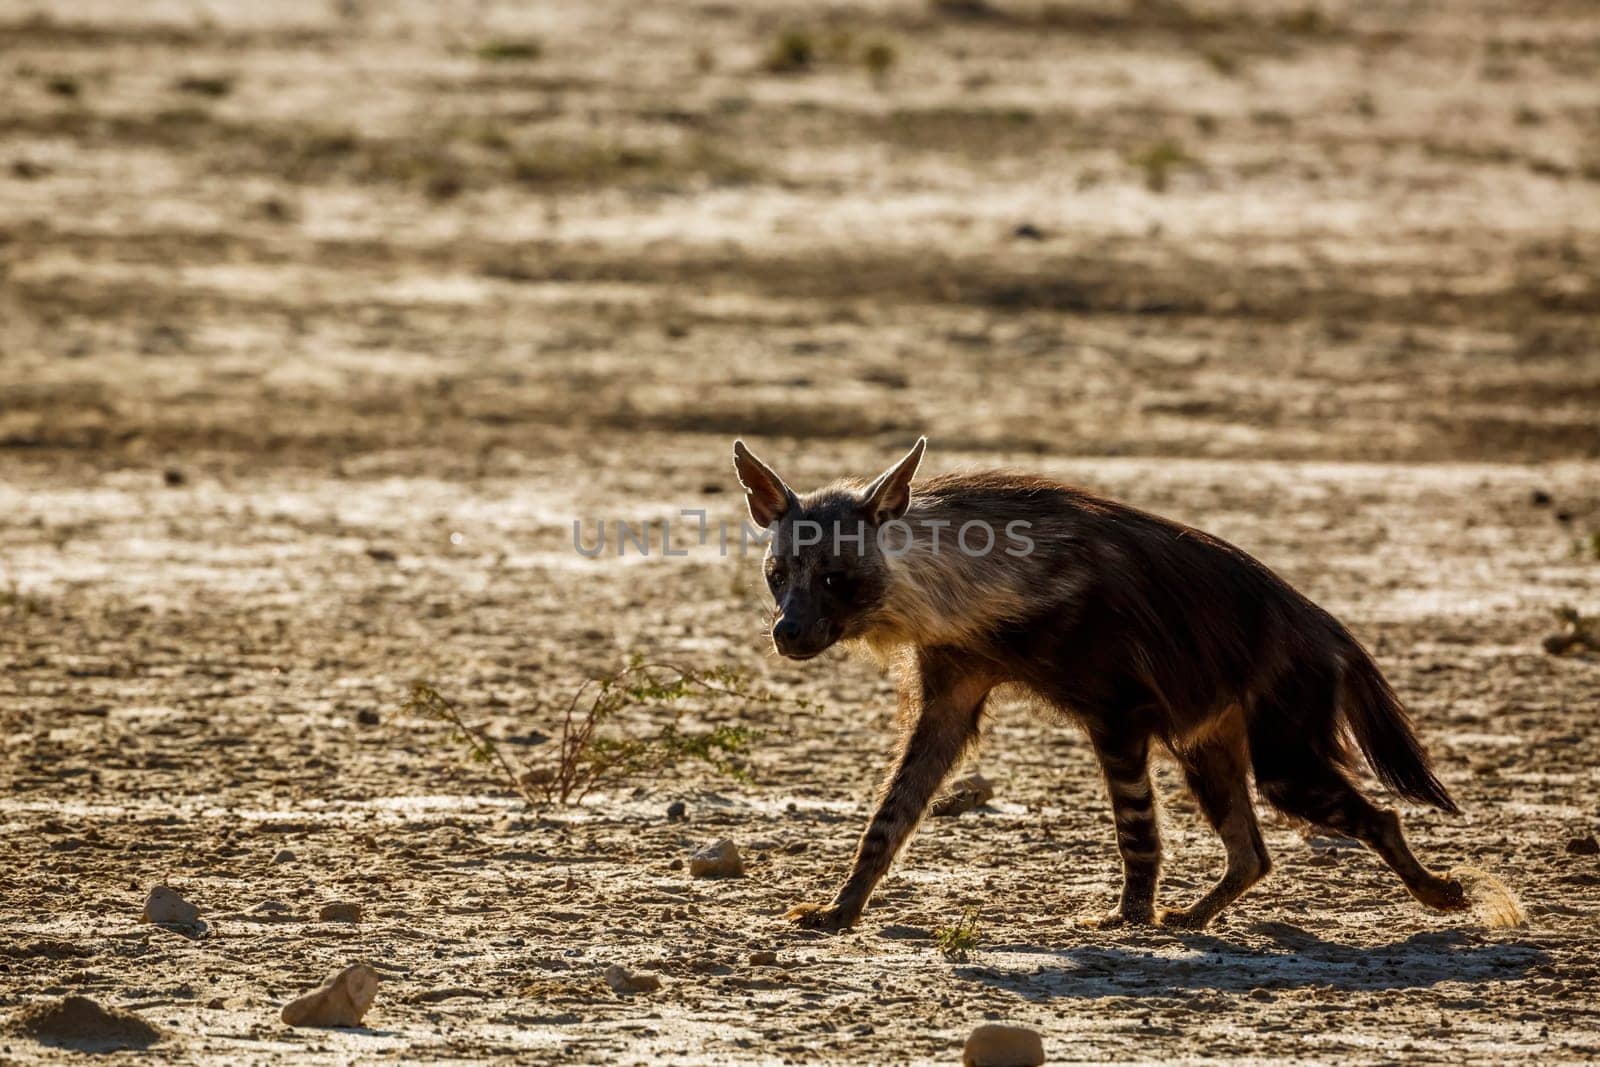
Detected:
[784,902,855,932]
[1155,906,1213,931]
[1417,874,1470,913]
[1086,907,1155,930]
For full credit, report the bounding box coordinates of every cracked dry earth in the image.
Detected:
[3,0,1600,1063]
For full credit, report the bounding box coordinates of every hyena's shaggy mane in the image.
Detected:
[854,470,1095,658]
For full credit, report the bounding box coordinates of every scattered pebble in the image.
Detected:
[161,467,186,487]
[963,1023,1045,1067]
[1011,222,1046,241]
[356,708,381,726]
[10,996,162,1052]
[364,546,397,563]
[319,902,362,923]
[1529,488,1552,507]
[666,800,687,821]
[280,964,379,1028]
[141,885,199,925]
[272,849,296,864]
[603,964,662,995]
[749,950,778,966]
[689,838,744,878]
[1567,835,1599,856]
[932,772,996,817]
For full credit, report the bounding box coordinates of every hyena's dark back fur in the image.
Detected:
[889,470,1457,815]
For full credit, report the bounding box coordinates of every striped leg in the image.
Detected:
[1257,767,1466,912]
[1159,736,1271,929]
[787,656,990,932]
[1091,731,1161,927]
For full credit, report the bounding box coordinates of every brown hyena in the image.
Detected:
[732,437,1484,932]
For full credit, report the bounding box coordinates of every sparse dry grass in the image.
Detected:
[404,661,798,807]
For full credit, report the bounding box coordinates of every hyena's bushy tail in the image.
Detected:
[1339,651,1461,815]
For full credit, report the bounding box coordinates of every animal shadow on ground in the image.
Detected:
[958,922,1549,999]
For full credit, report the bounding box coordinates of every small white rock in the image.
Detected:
[963,1024,1044,1067]
[603,964,662,995]
[689,838,744,878]
[281,964,379,1028]
[141,885,199,925]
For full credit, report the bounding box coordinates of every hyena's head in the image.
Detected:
[732,438,925,660]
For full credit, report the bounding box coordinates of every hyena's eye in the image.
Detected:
[821,571,856,602]
[765,562,787,591]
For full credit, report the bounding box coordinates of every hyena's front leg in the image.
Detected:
[787,661,990,932]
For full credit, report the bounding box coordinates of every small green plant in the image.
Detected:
[1129,139,1196,193]
[473,124,512,151]
[407,659,802,806]
[1277,5,1331,34]
[863,40,898,84]
[766,30,816,73]
[935,906,982,961]
[1201,49,1239,78]
[1561,531,1600,562]
[1250,109,1294,128]
[508,137,758,189]
[928,0,996,18]
[174,75,232,98]
[477,37,542,61]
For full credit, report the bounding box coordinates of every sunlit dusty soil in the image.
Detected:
[2,0,1599,1063]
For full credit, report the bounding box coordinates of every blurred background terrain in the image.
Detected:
[2,1,1598,1063]
[4,0,1599,466]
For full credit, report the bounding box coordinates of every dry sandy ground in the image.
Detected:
[3,0,1599,1063]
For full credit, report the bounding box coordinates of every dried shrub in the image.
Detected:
[407,660,806,806]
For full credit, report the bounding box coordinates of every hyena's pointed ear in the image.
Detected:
[732,440,797,528]
[860,436,926,524]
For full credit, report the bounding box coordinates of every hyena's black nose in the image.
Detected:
[773,617,802,645]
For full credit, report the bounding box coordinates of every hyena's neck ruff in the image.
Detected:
[856,473,1072,658]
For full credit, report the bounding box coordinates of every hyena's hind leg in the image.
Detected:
[1249,692,1468,913]
[1089,728,1162,927]
[1159,730,1271,930]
